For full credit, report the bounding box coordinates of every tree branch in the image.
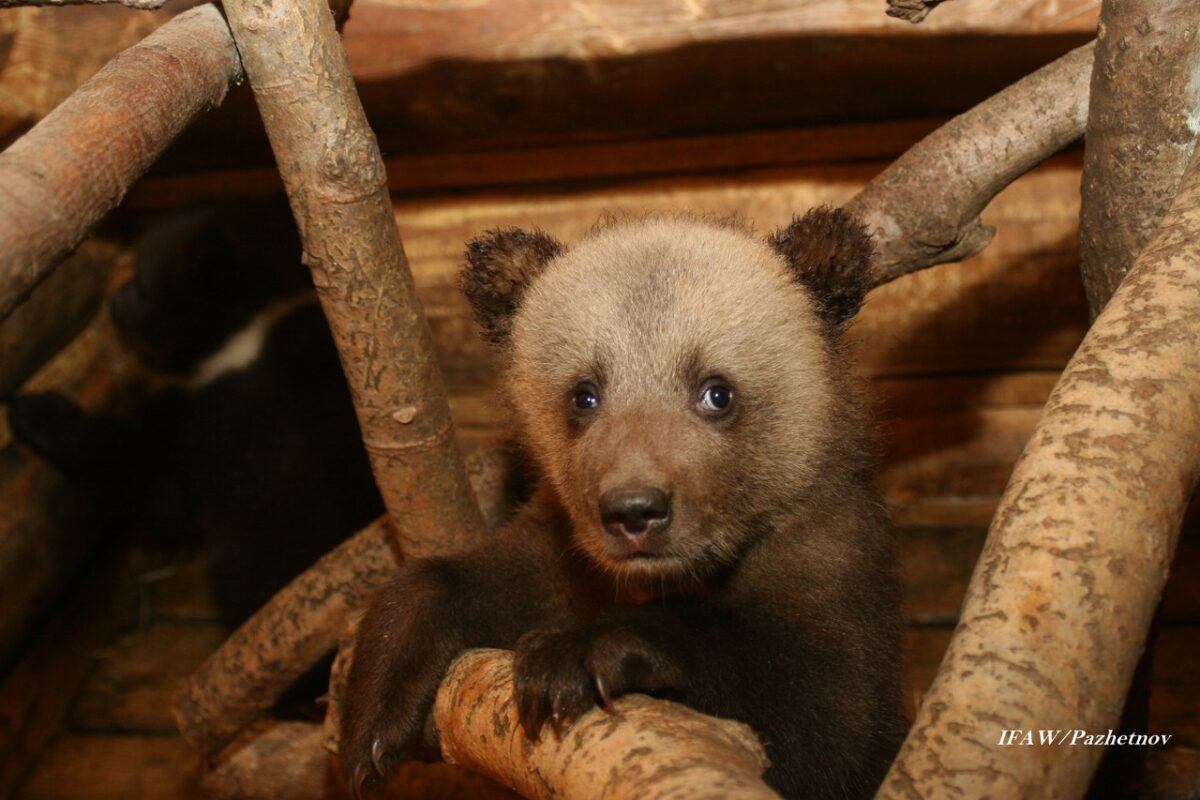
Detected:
[885,0,954,24]
[878,123,1200,800]
[847,41,1094,287]
[0,4,242,322]
[0,0,167,7]
[218,0,485,559]
[1079,0,1200,315]
[434,650,779,800]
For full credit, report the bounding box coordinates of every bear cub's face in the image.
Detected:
[462,210,873,586]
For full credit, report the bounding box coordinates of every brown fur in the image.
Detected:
[343,211,905,799]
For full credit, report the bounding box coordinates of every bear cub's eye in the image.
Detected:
[571,382,600,412]
[697,380,734,418]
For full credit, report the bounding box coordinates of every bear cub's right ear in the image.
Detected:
[461,228,564,345]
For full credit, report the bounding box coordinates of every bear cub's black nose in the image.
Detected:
[599,487,671,541]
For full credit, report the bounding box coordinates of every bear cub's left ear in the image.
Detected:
[768,206,874,326]
[461,228,564,345]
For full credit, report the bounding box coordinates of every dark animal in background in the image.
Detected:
[342,210,906,799]
[8,201,384,630]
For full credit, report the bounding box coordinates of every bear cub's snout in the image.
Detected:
[599,485,672,549]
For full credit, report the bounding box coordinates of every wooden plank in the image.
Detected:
[12,734,198,800]
[897,527,986,626]
[67,624,226,734]
[3,2,1095,174]
[128,118,945,211]
[880,407,1042,504]
[0,547,140,797]
[137,555,220,625]
[394,153,1087,387]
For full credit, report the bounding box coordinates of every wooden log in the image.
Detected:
[173,519,399,757]
[0,239,115,399]
[1079,0,1200,314]
[0,4,241,321]
[434,650,778,800]
[1075,4,1200,793]
[878,118,1200,800]
[199,722,337,800]
[220,0,484,559]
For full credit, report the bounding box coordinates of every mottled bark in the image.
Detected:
[0,4,240,322]
[435,650,778,800]
[219,0,483,559]
[173,446,516,757]
[878,136,1200,800]
[1075,3,1200,793]
[885,0,955,23]
[0,0,166,7]
[1078,0,1200,315]
[0,240,114,398]
[174,519,399,757]
[847,42,1094,287]
[200,722,336,800]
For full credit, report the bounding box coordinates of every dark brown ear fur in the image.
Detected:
[461,228,563,344]
[768,206,874,326]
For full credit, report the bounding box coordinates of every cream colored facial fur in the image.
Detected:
[505,217,840,583]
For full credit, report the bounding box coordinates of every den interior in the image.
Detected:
[1,0,1198,798]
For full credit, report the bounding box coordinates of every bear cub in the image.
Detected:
[341,209,906,799]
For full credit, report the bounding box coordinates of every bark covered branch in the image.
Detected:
[1079,0,1200,315]
[885,0,955,24]
[0,0,167,7]
[434,650,778,800]
[0,4,241,322]
[847,42,1094,287]
[878,127,1200,800]
[219,0,484,559]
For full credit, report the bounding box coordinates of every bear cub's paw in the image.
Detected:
[513,624,687,740]
[341,662,443,799]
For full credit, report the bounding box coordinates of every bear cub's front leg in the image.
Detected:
[340,540,557,796]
